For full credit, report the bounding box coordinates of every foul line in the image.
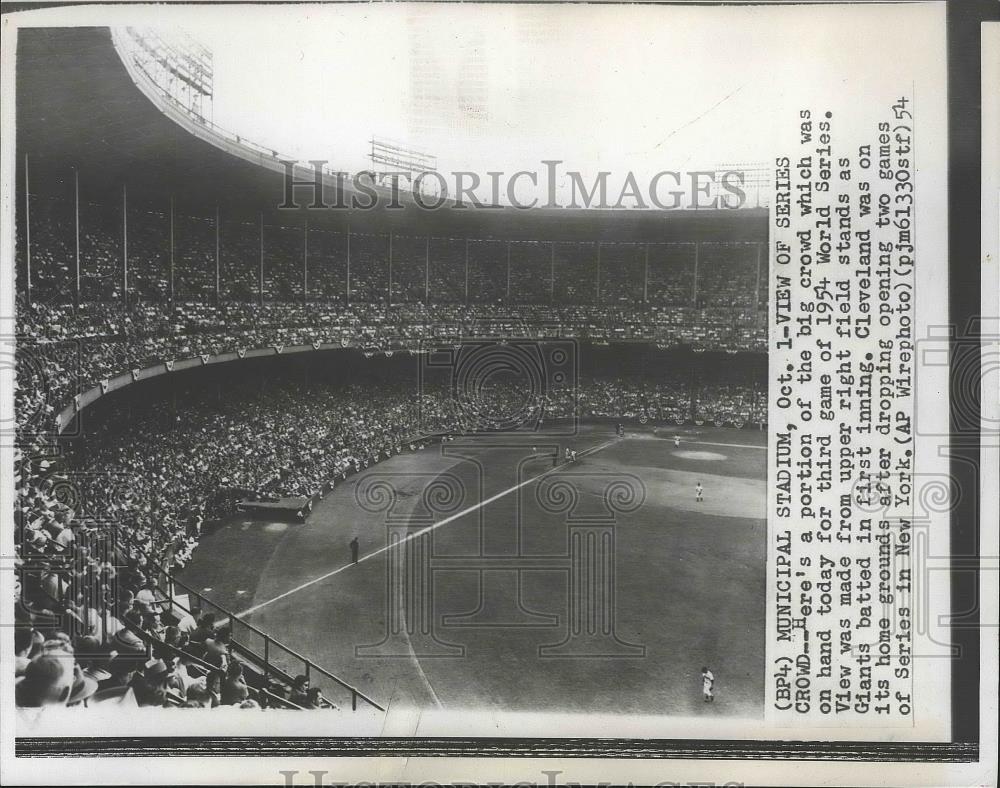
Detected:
[685,439,766,451]
[233,436,619,620]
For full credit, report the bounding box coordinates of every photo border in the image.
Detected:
[1,0,993,770]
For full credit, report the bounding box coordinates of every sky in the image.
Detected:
[195,4,780,175]
[126,2,943,207]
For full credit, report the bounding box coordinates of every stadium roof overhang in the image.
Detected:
[15,26,767,243]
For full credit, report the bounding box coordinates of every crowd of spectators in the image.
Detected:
[28,370,763,573]
[544,375,765,426]
[14,362,762,710]
[21,192,766,309]
[14,443,339,710]
[67,380,465,575]
[15,200,767,712]
[15,298,765,439]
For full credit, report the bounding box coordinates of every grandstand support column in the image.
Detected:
[424,235,430,301]
[74,168,81,301]
[464,238,470,304]
[754,241,763,310]
[506,241,511,301]
[23,154,30,304]
[214,205,221,303]
[258,212,264,306]
[122,184,129,305]
[346,224,351,305]
[596,242,602,304]
[169,196,175,304]
[692,241,700,307]
[303,218,309,304]
[688,365,697,419]
[550,241,555,303]
[387,231,393,307]
[643,243,649,303]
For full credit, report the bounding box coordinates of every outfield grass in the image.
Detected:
[179,424,766,717]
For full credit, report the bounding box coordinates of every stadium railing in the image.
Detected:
[114,530,385,713]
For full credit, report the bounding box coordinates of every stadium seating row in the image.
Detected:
[15,299,765,438]
[20,195,767,308]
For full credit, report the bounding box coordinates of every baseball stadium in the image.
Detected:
[12,22,767,723]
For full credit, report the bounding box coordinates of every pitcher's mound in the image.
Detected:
[672,450,727,461]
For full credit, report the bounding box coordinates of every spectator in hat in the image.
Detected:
[99,651,144,694]
[135,578,164,612]
[66,664,100,707]
[15,653,76,707]
[113,611,146,655]
[132,658,172,707]
[141,609,166,642]
[73,634,116,684]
